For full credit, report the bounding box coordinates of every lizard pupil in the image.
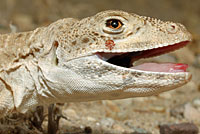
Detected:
[111,20,119,28]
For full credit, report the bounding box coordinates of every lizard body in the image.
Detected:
[0,10,192,117]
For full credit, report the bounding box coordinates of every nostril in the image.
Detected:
[167,23,178,34]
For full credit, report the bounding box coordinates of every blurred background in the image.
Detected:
[0,0,200,134]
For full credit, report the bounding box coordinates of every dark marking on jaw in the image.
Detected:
[82,37,90,43]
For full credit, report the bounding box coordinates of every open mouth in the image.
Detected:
[97,41,190,73]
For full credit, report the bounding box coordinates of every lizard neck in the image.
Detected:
[0,27,49,71]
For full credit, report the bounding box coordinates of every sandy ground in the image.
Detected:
[0,0,200,134]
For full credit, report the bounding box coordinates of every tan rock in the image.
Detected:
[184,103,200,123]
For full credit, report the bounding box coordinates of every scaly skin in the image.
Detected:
[0,10,192,117]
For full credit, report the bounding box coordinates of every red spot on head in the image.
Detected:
[105,40,115,50]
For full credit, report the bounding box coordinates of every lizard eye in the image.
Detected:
[106,19,123,29]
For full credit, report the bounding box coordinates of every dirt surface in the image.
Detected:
[0,0,200,134]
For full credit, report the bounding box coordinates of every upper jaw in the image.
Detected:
[96,40,191,73]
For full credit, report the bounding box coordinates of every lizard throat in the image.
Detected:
[97,41,190,73]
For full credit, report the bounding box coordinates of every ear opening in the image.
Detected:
[52,41,59,66]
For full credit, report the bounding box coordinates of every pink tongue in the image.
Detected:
[132,63,188,73]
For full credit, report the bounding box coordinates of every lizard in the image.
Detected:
[0,10,192,117]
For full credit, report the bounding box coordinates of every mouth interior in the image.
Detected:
[97,41,190,73]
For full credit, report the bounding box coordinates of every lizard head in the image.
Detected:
[43,10,192,101]
[55,10,192,60]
